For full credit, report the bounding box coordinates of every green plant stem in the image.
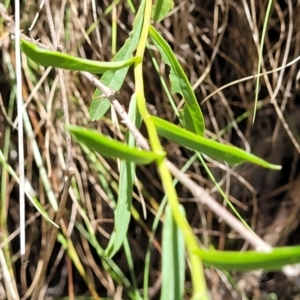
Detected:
[134,1,208,298]
[253,0,273,122]
[143,153,198,299]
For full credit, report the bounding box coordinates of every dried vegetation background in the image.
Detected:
[1,0,300,299]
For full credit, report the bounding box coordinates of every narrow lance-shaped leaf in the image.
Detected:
[67,125,165,165]
[197,245,300,271]
[90,0,146,120]
[161,205,185,300]
[151,116,281,170]
[149,25,205,136]
[21,39,141,74]
[105,94,140,257]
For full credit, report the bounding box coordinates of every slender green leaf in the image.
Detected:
[89,98,111,121]
[197,245,300,271]
[152,0,174,22]
[105,95,140,257]
[151,116,281,169]
[76,221,134,294]
[161,205,185,300]
[253,0,273,122]
[67,125,164,164]
[127,0,136,13]
[57,233,100,299]
[90,1,145,120]
[21,39,141,74]
[149,25,205,136]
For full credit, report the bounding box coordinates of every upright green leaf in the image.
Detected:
[149,25,205,136]
[152,0,174,22]
[89,1,145,120]
[161,205,185,300]
[105,95,140,257]
[151,116,281,169]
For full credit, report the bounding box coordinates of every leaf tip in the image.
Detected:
[270,164,282,170]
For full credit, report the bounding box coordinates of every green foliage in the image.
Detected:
[21,39,141,73]
[198,245,300,271]
[105,95,141,258]
[149,25,205,135]
[89,1,145,120]
[151,116,281,169]
[20,1,298,299]
[67,125,165,164]
[152,0,174,22]
[76,221,133,290]
[253,0,274,122]
[161,205,185,300]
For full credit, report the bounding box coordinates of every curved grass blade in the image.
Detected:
[197,245,300,271]
[161,205,185,300]
[149,25,205,136]
[75,221,134,294]
[90,0,145,120]
[57,233,100,299]
[151,116,281,169]
[253,0,273,122]
[67,125,164,164]
[105,95,139,258]
[21,39,141,74]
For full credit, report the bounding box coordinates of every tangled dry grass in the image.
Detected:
[1,0,300,299]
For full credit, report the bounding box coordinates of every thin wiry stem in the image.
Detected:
[14,0,26,268]
[80,71,150,151]
[32,175,74,300]
[28,0,45,32]
[0,247,19,300]
[44,0,73,170]
[31,1,75,298]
